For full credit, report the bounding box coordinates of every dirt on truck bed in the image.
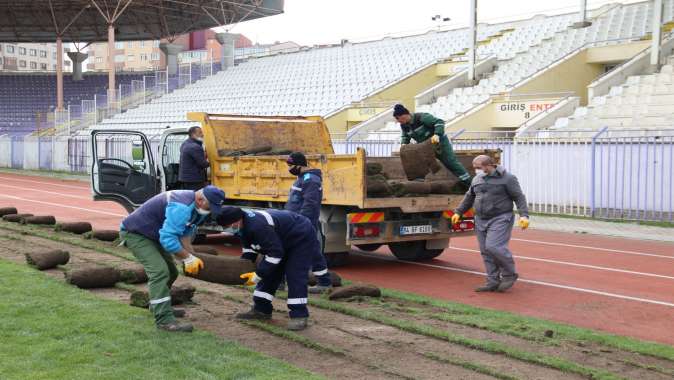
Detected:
[1,220,673,380]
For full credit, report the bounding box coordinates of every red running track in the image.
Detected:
[1,172,673,345]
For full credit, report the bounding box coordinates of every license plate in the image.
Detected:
[399,224,433,235]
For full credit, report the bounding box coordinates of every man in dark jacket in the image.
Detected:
[216,207,316,331]
[452,155,529,293]
[284,152,332,293]
[393,104,471,187]
[178,126,209,190]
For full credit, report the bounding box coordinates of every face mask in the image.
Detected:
[289,166,302,176]
[195,137,204,142]
[475,169,486,176]
[196,207,210,216]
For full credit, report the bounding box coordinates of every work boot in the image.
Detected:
[475,282,500,292]
[157,321,193,332]
[308,284,332,294]
[236,307,272,320]
[287,317,308,331]
[173,308,186,318]
[497,274,519,292]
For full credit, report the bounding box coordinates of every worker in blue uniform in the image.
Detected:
[284,152,332,293]
[216,206,316,331]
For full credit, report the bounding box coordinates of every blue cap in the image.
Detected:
[202,185,225,216]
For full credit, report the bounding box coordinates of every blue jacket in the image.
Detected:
[121,190,209,254]
[178,138,209,183]
[284,169,322,227]
[239,209,314,279]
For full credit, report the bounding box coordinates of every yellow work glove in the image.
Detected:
[431,135,440,144]
[240,272,261,286]
[450,213,461,225]
[518,216,530,230]
[182,254,204,276]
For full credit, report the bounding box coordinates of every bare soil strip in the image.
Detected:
[1,225,671,380]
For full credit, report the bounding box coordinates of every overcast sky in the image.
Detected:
[219,0,643,46]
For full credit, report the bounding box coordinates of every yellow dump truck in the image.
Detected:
[90,113,489,263]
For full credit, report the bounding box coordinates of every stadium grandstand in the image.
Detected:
[0,0,283,136]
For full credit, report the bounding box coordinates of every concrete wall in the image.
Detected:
[585,40,650,64]
[447,96,563,133]
[512,50,604,106]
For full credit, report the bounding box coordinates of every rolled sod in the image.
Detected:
[129,285,196,308]
[366,177,393,197]
[185,253,256,285]
[389,181,432,197]
[65,266,121,289]
[308,271,342,287]
[85,230,120,242]
[366,162,383,176]
[328,285,381,300]
[119,265,148,284]
[195,246,218,256]
[429,180,457,194]
[24,250,70,270]
[55,222,93,234]
[0,207,18,216]
[3,213,33,223]
[21,215,56,225]
[399,139,441,180]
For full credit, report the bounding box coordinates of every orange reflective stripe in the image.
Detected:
[349,212,385,224]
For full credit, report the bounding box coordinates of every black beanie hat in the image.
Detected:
[215,206,245,226]
[393,104,410,117]
[287,152,308,167]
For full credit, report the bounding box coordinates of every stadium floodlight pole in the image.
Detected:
[468,0,477,82]
[651,0,664,66]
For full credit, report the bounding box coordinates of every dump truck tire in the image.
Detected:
[389,241,443,261]
[355,244,382,252]
[325,251,349,268]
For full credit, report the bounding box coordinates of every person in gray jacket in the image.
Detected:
[452,155,530,292]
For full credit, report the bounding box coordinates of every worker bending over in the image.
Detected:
[284,152,332,293]
[119,186,225,332]
[393,103,472,187]
[216,207,316,331]
[452,155,529,292]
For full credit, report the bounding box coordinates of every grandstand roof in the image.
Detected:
[0,0,283,43]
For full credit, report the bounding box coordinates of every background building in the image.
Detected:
[86,40,164,72]
[0,43,70,72]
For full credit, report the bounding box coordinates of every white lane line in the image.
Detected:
[353,251,674,308]
[0,183,91,200]
[0,193,126,217]
[0,175,88,190]
[510,237,674,260]
[448,246,674,281]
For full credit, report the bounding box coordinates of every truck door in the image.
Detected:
[159,131,189,191]
[91,130,160,213]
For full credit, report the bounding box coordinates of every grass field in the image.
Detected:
[0,260,318,380]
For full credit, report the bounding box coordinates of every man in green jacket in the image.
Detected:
[393,104,471,187]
